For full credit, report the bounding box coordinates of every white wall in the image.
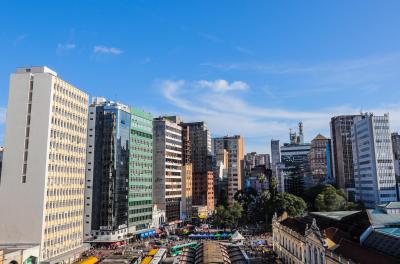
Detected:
[0,72,53,244]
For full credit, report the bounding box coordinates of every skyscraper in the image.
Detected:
[181,125,193,220]
[153,116,182,222]
[330,115,361,190]
[309,134,333,184]
[84,97,130,241]
[0,67,89,262]
[271,139,281,169]
[180,122,214,212]
[128,107,154,234]
[213,135,244,204]
[352,113,397,208]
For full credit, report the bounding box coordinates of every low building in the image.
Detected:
[0,244,39,264]
[361,202,400,258]
[174,241,249,264]
[272,212,398,264]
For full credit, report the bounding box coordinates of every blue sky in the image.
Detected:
[1,1,400,153]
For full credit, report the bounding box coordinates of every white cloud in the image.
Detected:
[198,33,222,43]
[93,45,123,55]
[159,79,400,153]
[234,46,254,55]
[194,79,249,92]
[57,43,76,50]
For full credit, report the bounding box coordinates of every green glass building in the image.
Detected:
[128,107,154,233]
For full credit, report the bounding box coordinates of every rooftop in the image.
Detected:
[310,211,361,221]
[367,208,400,227]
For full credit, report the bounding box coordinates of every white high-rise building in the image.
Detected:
[153,116,182,222]
[352,113,398,208]
[271,139,281,169]
[0,67,89,263]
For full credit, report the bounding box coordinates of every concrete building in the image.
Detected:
[309,134,333,185]
[0,67,89,263]
[181,125,193,220]
[128,107,154,234]
[180,122,214,212]
[245,152,271,178]
[352,113,398,208]
[271,139,281,170]
[84,98,130,242]
[0,147,3,181]
[213,149,229,205]
[0,245,39,264]
[153,116,182,222]
[330,115,361,192]
[213,135,244,205]
[391,133,400,176]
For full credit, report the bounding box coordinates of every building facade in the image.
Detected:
[271,139,281,170]
[128,107,154,234]
[0,147,3,181]
[84,98,130,241]
[352,113,398,208]
[330,115,361,191]
[180,122,214,212]
[153,116,182,222]
[181,125,193,220]
[309,134,333,185]
[0,67,88,263]
[212,135,244,205]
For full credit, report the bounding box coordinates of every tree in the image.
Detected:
[314,185,346,211]
[275,192,307,217]
[212,203,243,229]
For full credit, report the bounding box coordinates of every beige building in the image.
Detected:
[0,67,89,263]
[272,213,398,264]
[213,136,244,205]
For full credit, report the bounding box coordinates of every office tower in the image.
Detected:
[0,67,88,262]
[0,147,3,180]
[391,133,400,176]
[84,98,130,241]
[309,134,333,185]
[212,135,244,204]
[153,116,182,222]
[352,113,397,208]
[128,107,154,233]
[180,122,214,212]
[256,153,270,169]
[213,149,229,205]
[280,124,310,194]
[271,139,281,169]
[244,152,257,177]
[181,125,193,220]
[330,115,361,190]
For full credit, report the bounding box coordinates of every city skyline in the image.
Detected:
[2,1,400,153]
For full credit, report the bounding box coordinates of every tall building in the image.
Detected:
[280,123,310,194]
[213,149,229,205]
[153,116,182,222]
[330,115,361,190]
[0,67,89,262]
[352,113,398,208]
[271,139,281,169]
[84,98,130,241]
[309,134,333,185]
[180,122,214,212]
[391,132,400,176]
[256,153,270,169]
[128,107,154,234]
[0,147,3,180]
[181,125,193,220]
[213,135,244,204]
